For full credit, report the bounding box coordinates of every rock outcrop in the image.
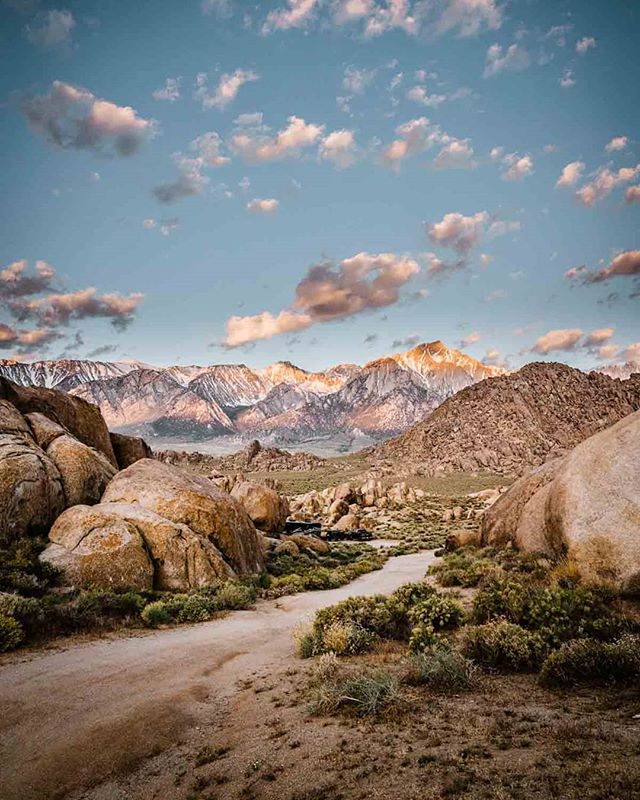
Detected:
[0,377,117,467]
[0,400,65,544]
[230,480,289,533]
[101,459,264,575]
[373,363,640,475]
[41,502,234,590]
[482,411,640,588]
[110,431,152,469]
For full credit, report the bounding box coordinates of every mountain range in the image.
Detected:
[0,341,503,444]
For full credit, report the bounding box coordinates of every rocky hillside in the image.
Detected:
[0,341,503,442]
[372,362,640,474]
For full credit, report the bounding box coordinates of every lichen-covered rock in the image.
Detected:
[230,480,289,533]
[481,411,640,587]
[41,505,153,590]
[0,401,65,544]
[1,378,117,467]
[102,459,264,575]
[41,502,234,590]
[110,432,152,469]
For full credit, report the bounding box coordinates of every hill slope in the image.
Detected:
[372,362,640,474]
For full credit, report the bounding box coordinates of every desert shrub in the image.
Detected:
[408,594,465,652]
[321,621,377,656]
[314,595,395,639]
[295,626,323,659]
[428,549,499,588]
[540,635,640,686]
[177,594,219,623]
[460,621,548,671]
[0,613,24,652]
[141,600,174,627]
[214,581,257,610]
[0,538,58,595]
[404,645,479,693]
[310,670,401,718]
[471,577,530,624]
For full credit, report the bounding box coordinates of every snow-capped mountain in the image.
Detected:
[0,341,505,442]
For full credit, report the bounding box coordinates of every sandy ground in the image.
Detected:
[0,550,436,800]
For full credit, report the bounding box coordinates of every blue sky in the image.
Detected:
[0,0,638,371]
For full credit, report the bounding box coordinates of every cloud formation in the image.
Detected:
[426,210,519,256]
[565,250,640,285]
[625,186,640,204]
[342,65,375,93]
[459,330,481,348]
[153,78,181,102]
[605,136,628,152]
[25,9,75,51]
[575,164,640,206]
[576,36,596,55]
[556,160,585,188]
[262,0,320,33]
[195,68,259,110]
[0,260,56,299]
[483,43,530,78]
[230,114,324,162]
[247,198,279,215]
[531,328,583,354]
[153,132,229,204]
[319,129,358,168]
[223,251,420,346]
[10,288,144,331]
[21,81,156,156]
[433,138,476,169]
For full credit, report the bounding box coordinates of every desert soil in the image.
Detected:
[0,550,436,800]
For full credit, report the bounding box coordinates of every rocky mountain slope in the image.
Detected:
[0,341,503,442]
[372,362,640,474]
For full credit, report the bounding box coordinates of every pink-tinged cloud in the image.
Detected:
[605,136,628,152]
[0,260,56,299]
[584,327,614,347]
[10,287,144,330]
[483,43,530,78]
[575,164,640,205]
[556,160,585,188]
[319,129,358,168]
[262,0,320,33]
[21,81,156,156]
[566,250,640,284]
[223,251,419,346]
[531,328,583,354]
[459,330,481,348]
[195,68,259,110]
[230,115,324,163]
[246,198,279,215]
[625,186,640,204]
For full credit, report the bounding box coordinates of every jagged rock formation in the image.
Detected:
[481,411,640,588]
[372,363,640,475]
[156,440,325,474]
[0,342,503,443]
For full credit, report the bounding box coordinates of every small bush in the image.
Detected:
[213,581,256,610]
[0,613,24,652]
[310,670,401,718]
[540,635,640,686]
[314,596,395,640]
[177,594,218,623]
[405,645,479,693]
[321,621,376,656]
[140,600,174,627]
[460,621,548,671]
[408,594,465,652]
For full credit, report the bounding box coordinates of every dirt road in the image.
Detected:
[0,550,436,800]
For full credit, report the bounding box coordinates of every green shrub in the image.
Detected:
[408,594,465,652]
[460,621,548,671]
[0,538,58,595]
[471,577,530,624]
[321,621,377,656]
[540,635,640,686]
[405,645,479,693]
[177,594,218,623]
[214,581,256,610]
[314,595,395,639]
[310,670,401,718]
[0,613,24,652]
[141,600,174,627]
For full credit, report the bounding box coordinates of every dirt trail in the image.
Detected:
[0,550,436,800]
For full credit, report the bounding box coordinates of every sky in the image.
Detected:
[0,0,638,373]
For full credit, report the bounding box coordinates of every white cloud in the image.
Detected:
[559,68,575,88]
[191,131,230,166]
[432,138,476,170]
[319,129,358,168]
[25,9,75,51]
[223,251,419,346]
[247,198,279,215]
[459,330,481,348]
[153,78,181,103]
[625,185,640,204]
[575,164,640,206]
[605,136,628,152]
[432,0,502,38]
[532,328,583,354]
[427,211,489,254]
[576,36,596,55]
[230,114,324,162]
[21,81,156,156]
[502,153,534,181]
[406,86,447,108]
[566,250,640,285]
[556,160,585,188]
[584,327,614,348]
[195,68,259,110]
[262,0,320,33]
[483,43,530,78]
[343,65,376,93]
[382,116,447,168]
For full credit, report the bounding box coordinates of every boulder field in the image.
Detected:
[482,410,640,588]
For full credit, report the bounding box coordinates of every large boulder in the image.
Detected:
[41,505,153,590]
[230,480,289,533]
[0,401,65,544]
[482,411,640,587]
[110,432,152,469]
[101,459,264,575]
[26,413,116,507]
[41,502,234,590]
